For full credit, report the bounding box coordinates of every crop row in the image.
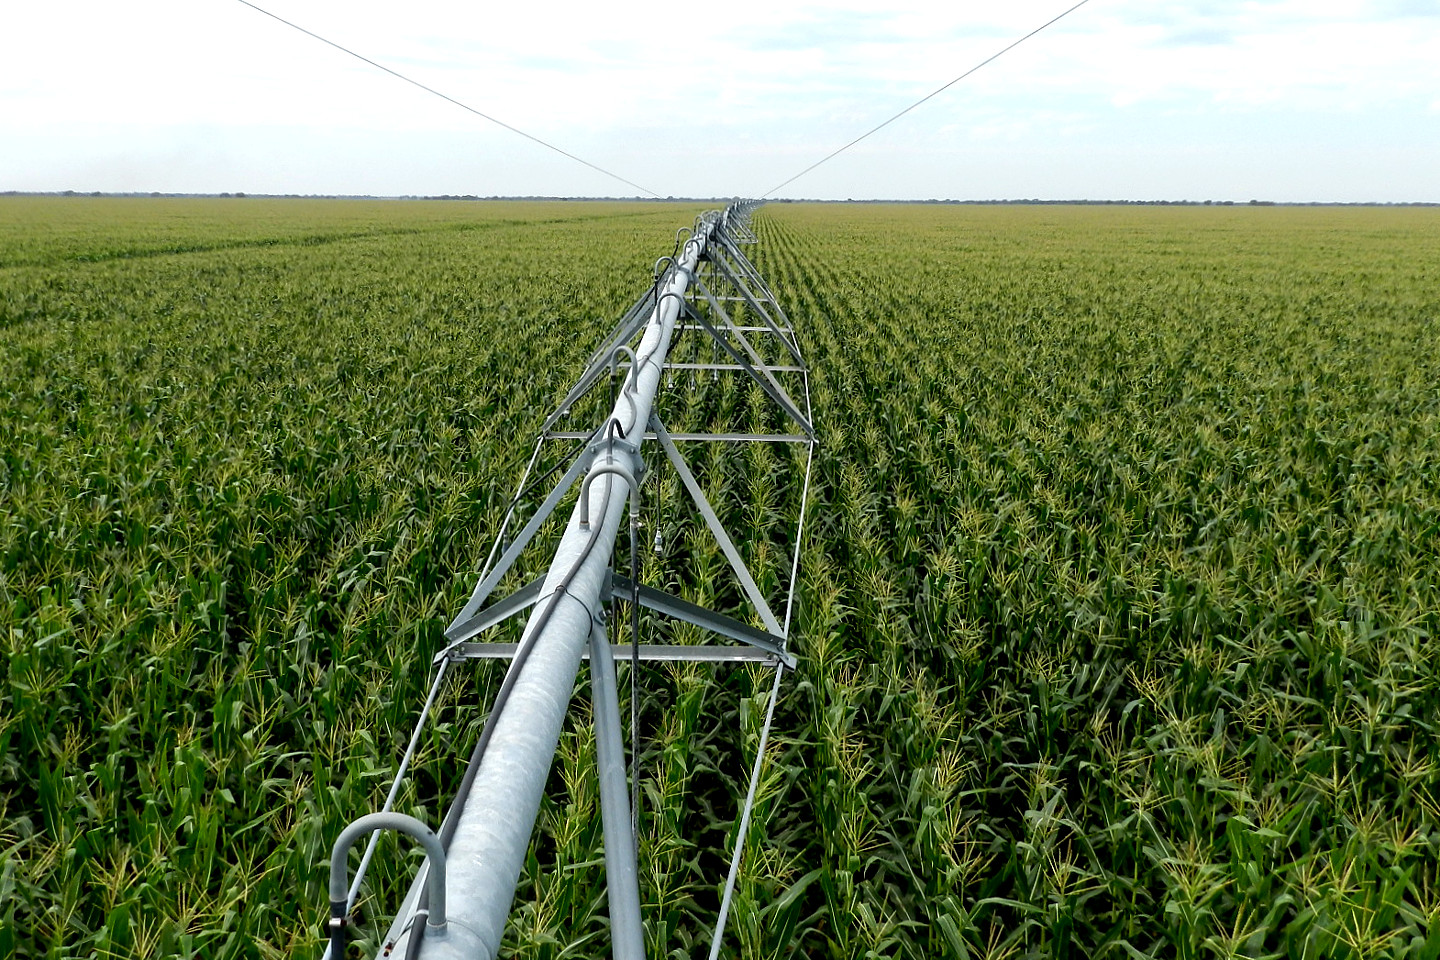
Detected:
[4,198,1440,959]
[748,203,1440,959]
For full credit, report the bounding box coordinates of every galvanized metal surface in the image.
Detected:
[651,416,783,637]
[545,430,808,443]
[440,642,789,665]
[589,621,645,960]
[331,812,448,938]
[412,218,714,960]
[334,203,815,960]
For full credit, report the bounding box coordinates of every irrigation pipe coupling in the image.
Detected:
[329,812,448,953]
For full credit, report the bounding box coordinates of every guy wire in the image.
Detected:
[761,0,1094,198]
[232,0,662,198]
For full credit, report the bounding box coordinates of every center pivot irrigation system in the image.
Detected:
[322,202,816,960]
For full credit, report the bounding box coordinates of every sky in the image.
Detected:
[2,0,1437,202]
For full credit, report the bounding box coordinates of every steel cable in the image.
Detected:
[760,0,1094,198]
[231,0,661,198]
[706,661,786,960]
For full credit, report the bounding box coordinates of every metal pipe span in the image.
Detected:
[589,619,644,960]
[417,215,721,960]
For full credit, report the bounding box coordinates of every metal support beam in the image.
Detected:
[713,231,793,328]
[439,574,795,669]
[415,218,717,960]
[706,238,803,364]
[435,577,546,659]
[546,431,808,443]
[651,417,785,639]
[611,576,793,666]
[542,288,658,434]
[590,620,645,960]
[440,642,789,665]
[446,441,595,635]
[349,203,811,960]
[652,362,806,373]
[677,292,813,438]
[679,324,778,333]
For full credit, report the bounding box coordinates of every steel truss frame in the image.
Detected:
[324,203,815,960]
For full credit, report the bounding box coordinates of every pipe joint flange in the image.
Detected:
[588,434,641,463]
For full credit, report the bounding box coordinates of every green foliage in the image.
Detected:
[3,198,1439,958]
[753,203,1440,959]
[0,197,703,957]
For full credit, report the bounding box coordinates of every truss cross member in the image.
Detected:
[650,416,785,639]
[705,238,802,363]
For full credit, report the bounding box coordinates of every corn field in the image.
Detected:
[2,197,1439,959]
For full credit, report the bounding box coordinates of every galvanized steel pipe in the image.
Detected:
[590,619,645,960]
[416,218,716,960]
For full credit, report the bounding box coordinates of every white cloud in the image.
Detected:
[1,0,1437,198]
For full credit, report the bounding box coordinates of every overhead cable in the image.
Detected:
[760,0,1094,198]
[232,0,661,198]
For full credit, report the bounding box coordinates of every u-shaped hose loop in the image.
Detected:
[657,290,689,322]
[671,227,692,260]
[579,462,639,527]
[329,812,447,954]
[610,345,639,392]
[609,345,641,428]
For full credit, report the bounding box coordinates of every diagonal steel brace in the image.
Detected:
[445,447,592,637]
[708,237,801,360]
[609,575,793,667]
[684,286,813,438]
[436,577,547,658]
[650,415,784,639]
[541,288,657,434]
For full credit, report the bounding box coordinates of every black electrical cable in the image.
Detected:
[760,0,1094,198]
[231,0,662,198]
[504,434,590,521]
